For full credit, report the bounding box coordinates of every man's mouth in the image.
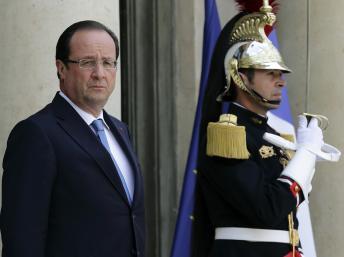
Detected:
[90,84,106,88]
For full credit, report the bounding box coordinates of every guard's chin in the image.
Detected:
[269,104,280,110]
[262,101,281,110]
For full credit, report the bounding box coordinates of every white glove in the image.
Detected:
[296,115,324,154]
[281,115,324,202]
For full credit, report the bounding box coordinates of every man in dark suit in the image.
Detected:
[1,20,145,257]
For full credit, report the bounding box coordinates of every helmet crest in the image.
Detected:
[234,0,279,37]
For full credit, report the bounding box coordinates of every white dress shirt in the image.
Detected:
[59,91,135,201]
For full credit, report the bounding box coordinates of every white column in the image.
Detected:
[279,1,344,256]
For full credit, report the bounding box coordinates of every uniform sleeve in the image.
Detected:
[200,154,298,227]
[277,176,304,207]
[1,119,57,257]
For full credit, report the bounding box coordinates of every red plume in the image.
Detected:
[234,0,279,35]
[234,0,279,13]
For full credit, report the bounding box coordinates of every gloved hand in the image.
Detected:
[296,115,324,153]
[281,115,324,202]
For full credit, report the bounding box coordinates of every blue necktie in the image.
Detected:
[91,119,133,204]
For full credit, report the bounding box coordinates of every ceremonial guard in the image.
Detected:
[192,1,337,257]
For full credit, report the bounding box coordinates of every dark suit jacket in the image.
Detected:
[1,93,145,257]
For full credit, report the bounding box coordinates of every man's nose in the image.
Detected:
[276,73,286,87]
[278,78,286,87]
[92,62,106,78]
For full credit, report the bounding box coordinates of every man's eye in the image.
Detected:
[82,60,95,66]
[103,60,113,67]
[268,71,281,77]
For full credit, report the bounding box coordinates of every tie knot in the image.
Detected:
[91,119,105,132]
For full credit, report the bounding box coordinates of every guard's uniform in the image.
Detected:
[197,104,303,257]
[190,2,318,257]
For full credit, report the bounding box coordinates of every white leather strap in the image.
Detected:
[263,132,341,162]
[215,227,290,244]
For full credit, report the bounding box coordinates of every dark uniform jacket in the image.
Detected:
[1,93,145,257]
[196,104,302,257]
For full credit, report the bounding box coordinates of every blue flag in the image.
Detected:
[170,1,220,257]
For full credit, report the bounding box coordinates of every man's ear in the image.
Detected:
[56,60,67,80]
[238,71,249,86]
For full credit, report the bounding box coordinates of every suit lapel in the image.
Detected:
[51,94,130,206]
[104,112,142,206]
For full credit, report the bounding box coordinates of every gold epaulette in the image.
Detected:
[279,133,295,143]
[206,114,250,159]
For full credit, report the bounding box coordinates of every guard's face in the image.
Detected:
[57,29,117,116]
[244,69,285,109]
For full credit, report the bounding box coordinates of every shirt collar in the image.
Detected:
[230,102,268,129]
[232,102,267,118]
[59,91,110,130]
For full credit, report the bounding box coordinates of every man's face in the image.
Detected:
[243,69,286,110]
[57,29,117,116]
